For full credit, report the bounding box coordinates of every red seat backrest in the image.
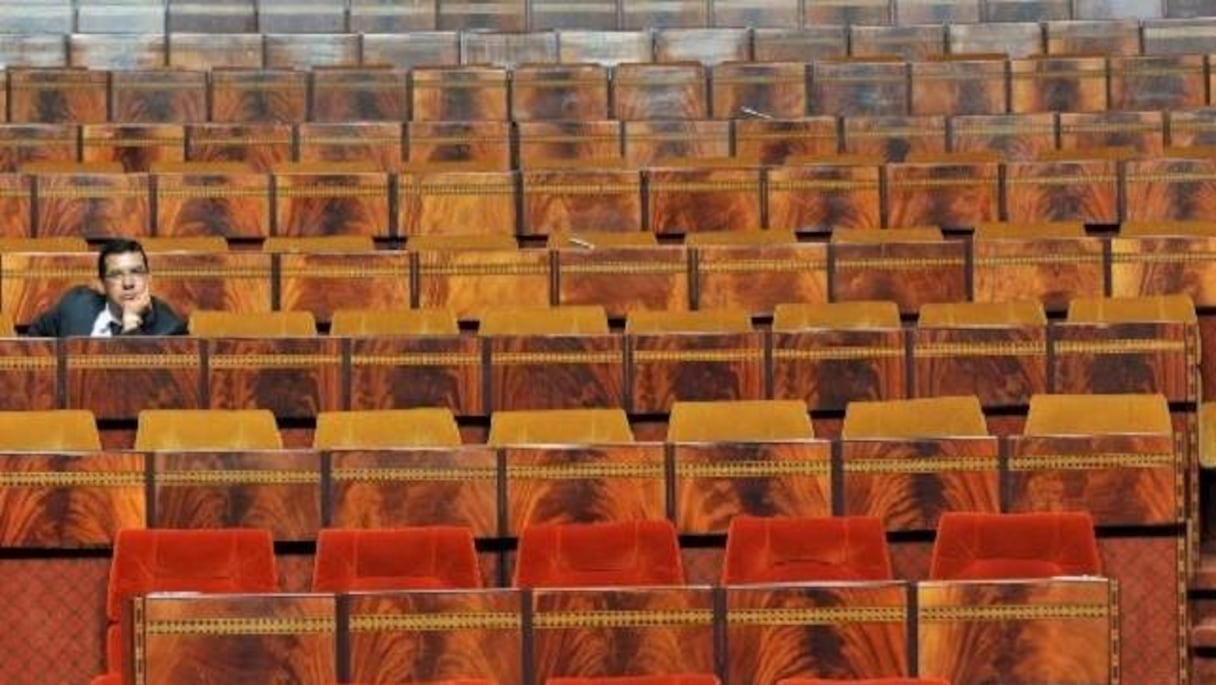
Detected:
[546,676,720,685]
[722,515,892,584]
[312,526,482,592]
[930,512,1102,580]
[776,678,951,685]
[514,520,684,588]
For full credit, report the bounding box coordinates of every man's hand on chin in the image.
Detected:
[120,292,152,333]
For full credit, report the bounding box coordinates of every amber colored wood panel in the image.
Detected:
[910,59,1007,116]
[1060,111,1165,156]
[734,118,838,166]
[1046,19,1141,56]
[648,167,762,235]
[947,22,1046,57]
[517,120,622,167]
[556,31,653,66]
[613,63,707,121]
[360,32,457,68]
[154,252,271,316]
[753,28,849,62]
[842,116,947,163]
[0,338,57,409]
[630,331,765,414]
[1003,160,1120,224]
[65,337,204,420]
[885,161,999,229]
[726,583,909,685]
[805,0,892,25]
[695,243,828,315]
[297,123,402,173]
[622,0,708,27]
[438,0,526,30]
[1006,434,1181,526]
[186,124,293,172]
[347,590,523,685]
[831,241,968,316]
[9,69,107,124]
[918,579,1115,685]
[348,335,483,416]
[401,171,517,237]
[209,69,307,124]
[407,121,512,169]
[167,34,262,69]
[1050,321,1198,402]
[0,174,32,237]
[533,0,615,28]
[654,29,750,65]
[110,70,207,124]
[136,594,336,685]
[949,114,1057,162]
[489,335,625,411]
[328,447,496,536]
[155,171,271,239]
[841,437,1000,531]
[505,445,664,534]
[811,61,908,118]
[521,169,642,236]
[0,252,93,326]
[512,64,609,121]
[34,173,151,239]
[207,337,343,419]
[674,441,831,534]
[274,172,391,239]
[895,0,980,23]
[416,250,549,320]
[771,329,908,411]
[912,327,1047,408]
[1010,57,1108,113]
[461,31,557,66]
[411,66,509,122]
[766,163,881,231]
[532,588,715,682]
[263,34,357,68]
[1111,235,1216,306]
[851,25,945,60]
[279,253,409,324]
[0,452,144,547]
[714,0,799,28]
[310,68,408,123]
[972,236,1106,314]
[0,124,76,172]
[81,124,184,173]
[1167,109,1216,147]
[556,245,690,317]
[1124,157,1216,222]
[1111,55,1205,111]
[712,62,807,120]
[624,120,731,167]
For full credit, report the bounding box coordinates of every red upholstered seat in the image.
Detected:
[312,527,482,592]
[547,676,721,685]
[514,520,684,588]
[89,675,121,685]
[930,512,1101,581]
[776,678,951,685]
[722,515,892,584]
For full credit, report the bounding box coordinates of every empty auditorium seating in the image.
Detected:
[514,520,684,587]
[134,409,282,450]
[189,310,317,336]
[548,677,720,685]
[776,679,950,685]
[722,515,892,583]
[314,408,462,449]
[0,409,100,451]
[488,408,633,445]
[668,399,813,442]
[312,526,481,591]
[929,512,1102,580]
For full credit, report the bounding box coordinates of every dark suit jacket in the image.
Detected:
[26,286,187,337]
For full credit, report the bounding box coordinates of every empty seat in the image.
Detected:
[722,515,892,584]
[189,311,317,337]
[487,408,633,446]
[514,520,684,588]
[842,396,988,439]
[930,511,1102,580]
[312,526,481,591]
[314,409,462,449]
[0,312,11,336]
[1067,294,1197,324]
[626,309,752,334]
[1023,393,1171,437]
[329,309,459,337]
[134,409,282,450]
[261,236,375,253]
[548,677,721,685]
[0,410,100,451]
[479,305,609,335]
[140,236,229,253]
[0,237,88,252]
[668,400,812,442]
[777,679,950,685]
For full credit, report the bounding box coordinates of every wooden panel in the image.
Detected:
[65,337,204,420]
[885,161,1000,229]
[713,0,799,27]
[1143,18,1216,54]
[1010,57,1108,113]
[329,447,497,536]
[186,124,293,172]
[1111,234,1216,307]
[1045,19,1142,56]
[674,441,831,534]
[400,171,517,237]
[1059,111,1165,156]
[983,0,1067,21]
[279,253,409,324]
[110,70,208,124]
[654,28,750,65]
[851,25,946,60]
[34,173,151,239]
[264,34,358,68]
[771,328,908,411]
[167,34,263,69]
[805,0,892,24]
[411,66,509,121]
[629,331,765,413]
[135,594,336,685]
[1003,160,1119,224]
[947,22,1046,57]
[894,0,980,23]
[712,62,807,120]
[754,28,848,62]
[910,59,1007,116]
[831,240,968,315]
[694,243,828,315]
[949,113,1058,162]
[462,31,558,67]
[766,163,881,231]
[556,31,653,65]
[0,452,143,547]
[0,174,32,237]
[812,61,909,117]
[1124,157,1216,222]
[614,63,707,121]
[1006,434,1181,526]
[9,69,107,124]
[734,118,838,165]
[406,121,512,168]
[841,437,1000,531]
[0,34,67,68]
[437,0,526,30]
[0,252,93,326]
[1050,321,1198,402]
[1167,108,1216,147]
[912,326,1047,408]
[153,252,272,316]
[0,338,57,409]
[361,32,459,69]
[624,120,731,166]
[81,124,184,173]
[349,0,438,31]
[347,591,523,685]
[521,169,642,235]
[505,445,665,534]
[415,249,549,320]
[555,245,689,317]
[68,34,165,70]
[310,68,408,123]
[274,172,391,239]
[622,0,708,27]
[918,579,1116,685]
[1075,0,1162,18]
[489,334,625,411]
[842,115,947,162]
[1111,55,1206,111]
[532,587,715,682]
[167,2,259,33]
[297,123,403,172]
[972,236,1106,313]
[511,64,609,121]
[726,584,909,685]
[210,69,308,124]
[155,171,271,239]
[347,335,483,415]
[0,124,76,172]
[648,167,762,235]
[532,0,617,29]
[207,337,343,419]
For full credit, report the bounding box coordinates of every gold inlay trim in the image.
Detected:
[0,138,76,147]
[0,471,143,487]
[0,357,56,370]
[67,354,197,369]
[149,267,268,278]
[846,128,943,138]
[1010,70,1107,80]
[279,266,407,278]
[332,466,497,482]
[649,182,759,193]
[633,349,763,363]
[156,469,320,486]
[274,187,387,199]
[676,460,830,477]
[411,82,507,90]
[1059,123,1161,133]
[157,188,269,200]
[113,82,206,91]
[1113,67,1201,78]
[36,189,147,200]
[1125,173,1216,183]
[1054,339,1186,355]
[350,612,520,632]
[625,133,725,143]
[714,76,807,86]
[843,457,997,474]
[835,257,965,269]
[534,609,713,629]
[560,262,684,275]
[886,178,994,189]
[0,189,31,198]
[773,347,903,361]
[492,351,621,365]
[913,71,1006,82]
[1166,120,1216,130]
[769,180,879,191]
[1111,252,1216,264]
[299,137,400,146]
[919,603,1108,622]
[515,77,608,87]
[519,134,620,144]
[507,462,664,479]
[190,137,292,146]
[1009,452,1177,471]
[349,353,481,367]
[814,74,908,84]
[209,354,342,368]
[12,79,107,89]
[417,264,547,277]
[410,135,508,145]
[735,131,837,141]
[81,139,181,148]
[951,125,1057,135]
[915,341,1046,358]
[402,183,515,196]
[523,183,639,194]
[310,82,405,91]
[615,76,704,87]
[145,617,334,636]
[729,606,905,625]
[698,259,828,274]
[0,268,95,279]
[1004,175,1118,185]
[974,254,1104,267]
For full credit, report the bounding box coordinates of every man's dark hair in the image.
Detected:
[96,238,149,279]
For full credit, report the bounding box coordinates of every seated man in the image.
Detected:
[27,238,187,337]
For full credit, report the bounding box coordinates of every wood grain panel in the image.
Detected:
[842,116,947,162]
[149,251,271,316]
[297,123,403,173]
[912,326,1047,408]
[81,124,184,173]
[805,0,891,25]
[512,64,609,121]
[841,437,1000,531]
[210,69,307,124]
[1124,157,1216,222]
[1050,321,1198,402]
[517,120,622,168]
[630,331,765,414]
[1111,234,1216,306]
[186,123,293,172]
[401,170,517,237]
[1166,109,1216,148]
[1046,19,1141,56]
[622,0,708,28]
[207,337,343,419]
[894,0,979,23]
[0,338,57,409]
[0,174,32,237]
[9,69,107,123]
[310,68,408,122]
[831,240,968,316]
[556,245,689,317]
[411,66,509,122]
[167,34,262,67]
[34,173,151,238]
[648,167,762,235]
[1003,160,1119,224]
[489,334,625,411]
[885,161,999,229]
[949,114,1057,162]
[437,0,526,30]
[694,243,828,315]
[279,253,409,324]
[155,171,271,238]
[416,249,548,320]
[712,62,807,120]
[111,70,208,124]
[65,337,204,420]
[811,61,908,117]
[532,0,617,28]
[771,329,908,411]
[1060,111,1165,156]
[462,31,557,66]
[1010,57,1108,113]
[347,335,484,416]
[522,169,642,236]
[0,252,93,326]
[753,28,849,62]
[0,123,76,173]
[715,0,799,28]
[407,121,512,168]
[851,25,945,60]
[274,171,391,238]
[734,118,838,166]
[910,59,1006,116]
[972,236,1106,314]
[766,163,881,231]
[613,63,707,121]
[654,28,750,64]
[624,120,731,166]
[1111,55,1205,111]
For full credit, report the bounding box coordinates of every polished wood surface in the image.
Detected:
[766,163,882,231]
[886,160,999,229]
[1110,55,1206,111]
[155,170,271,238]
[771,328,908,410]
[415,249,549,319]
[1060,111,1165,156]
[843,116,947,162]
[556,245,690,317]
[209,69,308,124]
[624,120,731,166]
[912,326,1048,408]
[153,252,273,316]
[110,70,207,123]
[310,68,408,123]
[81,124,184,173]
[910,59,1007,116]
[831,240,968,315]
[852,25,946,60]
[712,62,808,120]
[9,69,107,123]
[512,64,609,121]
[1124,157,1216,222]
[34,173,151,238]
[950,113,1058,162]
[1003,160,1119,224]
[1050,321,1198,401]
[0,338,57,410]
[279,252,410,323]
[406,121,512,168]
[274,172,392,238]
[630,331,765,413]
[489,334,626,411]
[614,63,707,121]
[1010,57,1108,113]
[186,123,293,172]
[694,243,829,314]
[1111,234,1216,305]
[972,235,1106,313]
[517,120,623,167]
[65,337,204,420]
[812,61,909,117]
[0,252,95,325]
[648,167,763,234]
[297,123,403,172]
[401,170,517,237]
[0,174,31,237]
[0,124,76,172]
[735,118,838,165]
[206,337,343,418]
[347,335,484,415]
[521,169,642,235]
[411,66,510,122]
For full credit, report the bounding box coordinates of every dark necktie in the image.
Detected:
[108,321,124,336]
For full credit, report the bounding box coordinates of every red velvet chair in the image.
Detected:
[93,528,279,684]
[722,516,892,584]
[930,512,1102,580]
[514,520,684,588]
[312,527,482,592]
[776,678,950,685]
[547,677,720,685]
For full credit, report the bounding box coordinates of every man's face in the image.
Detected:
[99,251,151,310]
